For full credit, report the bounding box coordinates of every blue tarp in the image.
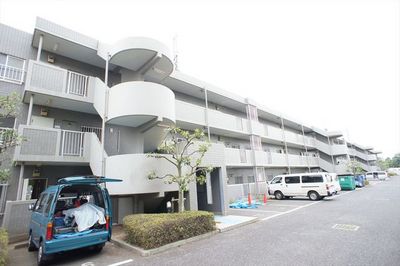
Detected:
[53,229,93,239]
[229,200,261,209]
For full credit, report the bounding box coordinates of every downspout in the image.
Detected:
[101,53,110,177]
[36,35,43,61]
[203,87,211,141]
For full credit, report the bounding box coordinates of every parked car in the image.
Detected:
[338,174,356,190]
[267,172,336,201]
[328,173,341,194]
[27,176,121,266]
[365,171,388,180]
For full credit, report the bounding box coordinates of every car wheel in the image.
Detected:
[274,191,284,200]
[37,241,49,266]
[308,191,320,201]
[28,233,36,252]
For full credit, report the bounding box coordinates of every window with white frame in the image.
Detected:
[0,53,25,84]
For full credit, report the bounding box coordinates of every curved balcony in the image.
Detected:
[107,81,175,127]
[105,154,179,195]
[109,37,174,80]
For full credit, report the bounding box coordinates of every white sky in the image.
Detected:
[0,0,399,157]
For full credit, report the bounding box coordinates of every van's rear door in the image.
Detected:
[57,176,122,184]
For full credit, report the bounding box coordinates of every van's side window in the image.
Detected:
[34,193,48,213]
[302,175,323,183]
[44,193,55,216]
[285,176,300,184]
[271,177,282,184]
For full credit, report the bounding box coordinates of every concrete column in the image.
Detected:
[327,136,336,173]
[301,125,311,172]
[26,94,34,125]
[281,117,290,174]
[206,172,213,204]
[36,35,43,61]
[16,164,25,200]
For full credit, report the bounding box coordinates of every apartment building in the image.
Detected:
[0,18,380,222]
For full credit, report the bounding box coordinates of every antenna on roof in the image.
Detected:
[173,34,179,70]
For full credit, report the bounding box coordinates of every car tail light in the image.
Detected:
[46,222,53,240]
[105,215,110,230]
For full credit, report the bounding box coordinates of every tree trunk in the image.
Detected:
[178,189,185,212]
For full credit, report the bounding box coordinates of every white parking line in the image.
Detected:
[108,259,133,266]
[229,208,281,213]
[261,191,354,221]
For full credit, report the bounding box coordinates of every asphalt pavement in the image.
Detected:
[8,177,400,266]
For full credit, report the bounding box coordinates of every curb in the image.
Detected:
[217,217,260,233]
[111,230,218,257]
[11,241,28,249]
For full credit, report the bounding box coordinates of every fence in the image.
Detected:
[227,182,268,202]
[2,200,36,243]
[0,63,24,84]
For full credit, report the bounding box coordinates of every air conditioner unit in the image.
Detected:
[47,55,55,63]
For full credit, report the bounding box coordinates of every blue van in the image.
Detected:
[27,176,121,265]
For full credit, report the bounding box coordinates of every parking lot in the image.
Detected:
[9,179,397,266]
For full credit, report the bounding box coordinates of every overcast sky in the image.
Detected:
[0,0,399,157]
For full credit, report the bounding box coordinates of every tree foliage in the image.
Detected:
[346,160,364,176]
[0,92,22,183]
[147,127,213,212]
[377,153,400,170]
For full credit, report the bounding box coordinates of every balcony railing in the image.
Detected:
[61,130,84,156]
[81,126,102,140]
[14,125,90,163]
[26,60,90,99]
[67,71,89,96]
[0,64,24,84]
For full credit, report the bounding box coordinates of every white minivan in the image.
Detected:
[365,171,388,180]
[267,172,336,201]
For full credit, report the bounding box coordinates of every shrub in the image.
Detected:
[123,211,215,249]
[0,228,8,266]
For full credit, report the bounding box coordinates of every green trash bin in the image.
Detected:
[338,174,356,190]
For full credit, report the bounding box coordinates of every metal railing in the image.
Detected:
[81,126,102,140]
[0,63,24,84]
[61,130,84,156]
[66,70,89,96]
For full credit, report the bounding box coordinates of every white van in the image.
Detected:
[328,173,341,194]
[365,171,388,180]
[267,172,336,201]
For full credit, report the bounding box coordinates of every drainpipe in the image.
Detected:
[281,117,290,174]
[101,53,110,177]
[36,35,43,61]
[203,87,211,141]
[301,125,311,172]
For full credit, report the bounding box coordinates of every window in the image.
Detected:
[285,176,300,184]
[302,175,323,183]
[0,53,25,84]
[34,193,48,213]
[43,193,55,216]
[271,177,282,184]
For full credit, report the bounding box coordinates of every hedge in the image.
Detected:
[0,228,8,266]
[123,211,215,249]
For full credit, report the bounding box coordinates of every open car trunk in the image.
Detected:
[52,184,108,239]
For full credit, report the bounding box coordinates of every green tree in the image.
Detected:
[391,153,400,167]
[0,92,23,183]
[346,159,364,176]
[147,127,212,212]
